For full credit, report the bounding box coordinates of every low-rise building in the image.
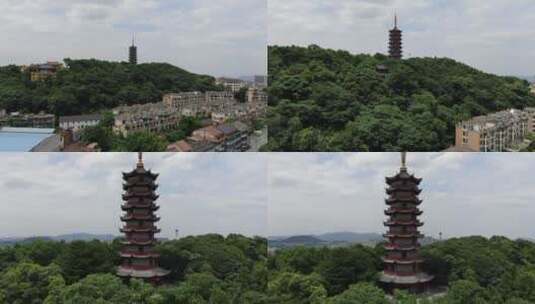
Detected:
[113,103,180,136]
[0,109,6,117]
[530,83,535,95]
[167,122,250,152]
[0,112,55,128]
[21,61,64,81]
[59,114,102,130]
[454,109,531,152]
[215,77,248,92]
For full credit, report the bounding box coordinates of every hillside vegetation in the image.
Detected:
[268,236,535,303]
[0,59,218,116]
[266,45,535,151]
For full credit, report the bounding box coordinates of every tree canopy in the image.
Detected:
[266,45,535,151]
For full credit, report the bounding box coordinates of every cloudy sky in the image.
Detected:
[0,0,267,77]
[0,153,267,239]
[269,153,535,240]
[269,0,535,76]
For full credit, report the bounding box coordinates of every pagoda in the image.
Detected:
[117,153,169,284]
[129,34,138,65]
[388,15,403,60]
[379,152,433,293]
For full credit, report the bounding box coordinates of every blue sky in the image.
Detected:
[269,0,535,76]
[0,0,267,77]
[269,153,535,240]
[0,153,267,238]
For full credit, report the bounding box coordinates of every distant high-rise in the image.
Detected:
[117,153,169,284]
[379,152,433,293]
[129,35,138,65]
[389,15,403,60]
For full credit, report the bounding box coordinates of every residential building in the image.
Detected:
[113,103,180,136]
[0,112,55,128]
[21,61,64,81]
[216,77,248,92]
[454,109,531,152]
[530,83,535,95]
[59,114,102,130]
[167,122,249,152]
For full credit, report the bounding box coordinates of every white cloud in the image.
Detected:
[0,153,268,239]
[269,153,535,240]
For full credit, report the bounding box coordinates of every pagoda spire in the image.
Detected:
[401,152,407,172]
[137,152,143,168]
[394,14,398,29]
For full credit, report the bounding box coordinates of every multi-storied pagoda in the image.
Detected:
[379,152,433,293]
[388,15,403,60]
[129,35,138,65]
[117,153,169,284]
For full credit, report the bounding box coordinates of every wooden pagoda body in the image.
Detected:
[379,156,433,293]
[117,154,169,284]
[389,16,403,60]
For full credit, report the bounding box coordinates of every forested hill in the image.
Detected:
[0,59,218,116]
[267,45,535,151]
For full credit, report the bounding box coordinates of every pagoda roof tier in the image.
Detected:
[385,173,421,185]
[119,252,160,259]
[383,233,424,239]
[122,169,159,179]
[382,257,424,265]
[117,266,170,278]
[385,198,423,205]
[123,182,158,191]
[379,272,434,284]
[121,203,160,211]
[384,244,420,251]
[120,227,161,233]
[121,239,158,246]
[121,214,160,222]
[385,208,422,215]
[384,220,423,227]
[386,186,422,195]
[122,192,159,201]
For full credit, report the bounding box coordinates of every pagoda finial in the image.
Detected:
[132,33,135,46]
[394,13,398,29]
[137,152,143,168]
[401,152,407,171]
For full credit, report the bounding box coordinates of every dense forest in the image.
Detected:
[266,45,535,151]
[0,59,218,116]
[0,234,267,304]
[268,236,535,303]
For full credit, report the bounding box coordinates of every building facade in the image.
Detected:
[113,103,180,136]
[0,112,55,128]
[117,153,169,284]
[215,77,248,92]
[454,109,532,152]
[21,62,63,81]
[379,153,433,293]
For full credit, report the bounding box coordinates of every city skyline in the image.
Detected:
[0,153,268,239]
[269,153,535,240]
[0,0,267,77]
[269,0,535,76]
